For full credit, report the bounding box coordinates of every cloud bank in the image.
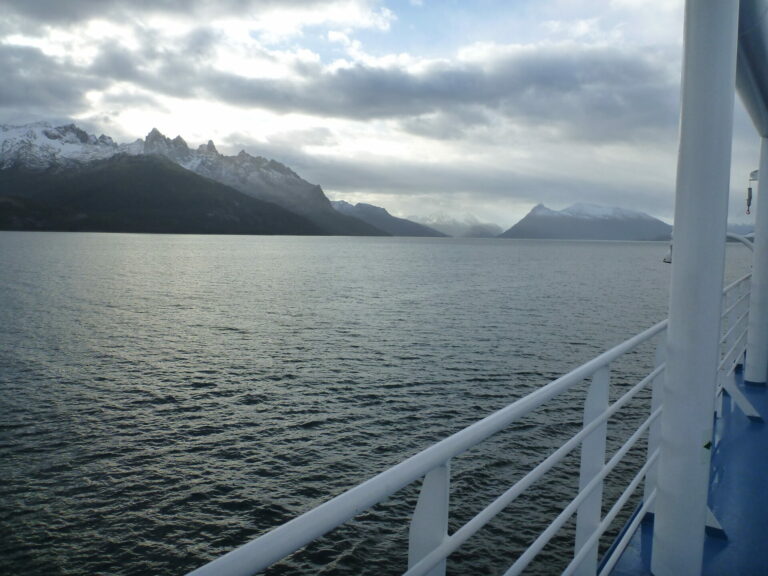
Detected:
[0,0,760,225]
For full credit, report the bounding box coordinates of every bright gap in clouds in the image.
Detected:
[1,0,759,227]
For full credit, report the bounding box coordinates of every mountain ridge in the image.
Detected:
[331,201,447,237]
[0,154,323,235]
[0,122,386,236]
[500,203,672,240]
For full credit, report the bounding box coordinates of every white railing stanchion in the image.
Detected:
[644,333,666,511]
[408,462,450,576]
[574,366,609,576]
[653,0,739,574]
[746,137,768,384]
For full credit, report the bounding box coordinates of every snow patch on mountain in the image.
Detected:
[500,202,671,240]
[0,122,124,169]
[529,203,563,217]
[561,203,655,220]
[0,121,383,234]
[0,121,330,216]
[527,203,656,220]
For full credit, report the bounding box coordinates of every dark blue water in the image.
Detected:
[0,233,751,575]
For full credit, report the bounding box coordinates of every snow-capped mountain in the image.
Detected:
[140,128,333,219]
[561,203,660,220]
[0,122,384,235]
[0,122,138,169]
[500,203,671,240]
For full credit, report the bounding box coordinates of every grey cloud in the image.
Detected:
[400,108,500,141]
[60,13,679,137]
[220,131,672,223]
[3,0,336,25]
[265,128,337,147]
[99,90,167,111]
[196,46,679,143]
[0,44,104,118]
[7,1,679,146]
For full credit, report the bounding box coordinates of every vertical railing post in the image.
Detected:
[718,290,732,416]
[644,333,666,509]
[652,1,740,575]
[573,366,609,576]
[408,462,450,576]
[746,137,768,384]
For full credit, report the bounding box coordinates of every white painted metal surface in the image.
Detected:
[408,462,450,576]
[652,2,741,575]
[642,338,665,512]
[737,0,768,137]
[573,367,609,576]
[746,138,768,383]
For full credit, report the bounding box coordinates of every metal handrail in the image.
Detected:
[403,364,666,576]
[189,321,668,576]
[726,232,755,250]
[188,274,752,576]
[723,272,753,295]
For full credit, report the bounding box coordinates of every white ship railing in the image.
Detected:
[188,273,751,576]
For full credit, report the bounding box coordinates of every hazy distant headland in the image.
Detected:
[499,203,673,241]
[1,122,687,240]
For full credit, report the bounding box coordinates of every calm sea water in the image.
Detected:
[0,232,752,576]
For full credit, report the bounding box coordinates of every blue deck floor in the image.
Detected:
[609,370,768,575]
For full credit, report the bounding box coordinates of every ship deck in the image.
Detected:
[609,370,768,575]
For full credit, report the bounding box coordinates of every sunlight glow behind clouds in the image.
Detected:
[0,0,760,226]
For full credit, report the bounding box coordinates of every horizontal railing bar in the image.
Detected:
[562,448,660,576]
[187,272,751,576]
[721,292,750,319]
[725,233,755,251]
[404,364,665,576]
[720,309,750,344]
[722,272,752,296]
[719,330,748,372]
[503,407,662,576]
[598,490,657,576]
[188,321,669,576]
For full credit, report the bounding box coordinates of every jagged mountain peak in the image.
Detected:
[199,140,219,156]
[0,120,386,235]
[143,128,191,159]
[0,121,120,169]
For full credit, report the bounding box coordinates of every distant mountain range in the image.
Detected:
[331,201,447,237]
[410,215,504,238]
[1,122,716,242]
[0,122,383,235]
[500,203,672,241]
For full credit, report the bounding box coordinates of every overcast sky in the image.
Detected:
[1,0,761,227]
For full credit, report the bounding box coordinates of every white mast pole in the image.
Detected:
[746,140,768,384]
[651,1,740,575]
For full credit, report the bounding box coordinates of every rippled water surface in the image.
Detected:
[0,233,752,575]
